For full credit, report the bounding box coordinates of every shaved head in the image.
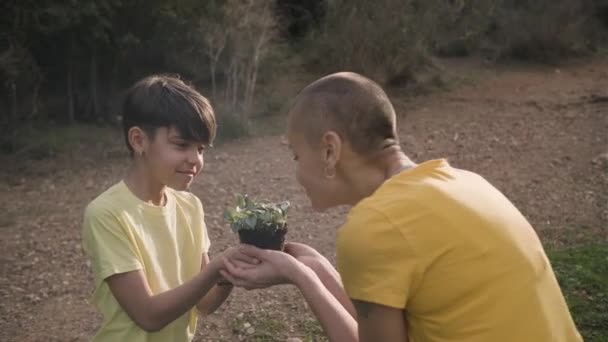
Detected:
[288,72,398,155]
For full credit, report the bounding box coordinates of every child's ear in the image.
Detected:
[321,131,342,166]
[128,126,149,155]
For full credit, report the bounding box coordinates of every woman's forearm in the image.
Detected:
[309,258,357,318]
[293,265,359,342]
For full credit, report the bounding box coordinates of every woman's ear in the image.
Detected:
[321,131,342,167]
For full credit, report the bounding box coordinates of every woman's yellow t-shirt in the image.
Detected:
[337,159,581,342]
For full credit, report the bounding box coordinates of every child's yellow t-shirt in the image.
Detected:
[337,159,581,342]
[82,181,211,342]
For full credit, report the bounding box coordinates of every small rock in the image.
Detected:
[591,152,608,167]
[286,338,303,342]
[10,286,25,293]
[26,293,41,303]
[246,327,255,335]
[243,322,251,329]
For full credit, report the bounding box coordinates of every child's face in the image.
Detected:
[143,126,205,191]
[287,131,338,211]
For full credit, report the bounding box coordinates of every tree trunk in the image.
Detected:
[245,33,264,113]
[30,77,41,120]
[248,64,258,112]
[10,81,17,127]
[230,59,239,110]
[210,62,216,101]
[244,63,254,112]
[244,49,260,113]
[89,45,99,121]
[67,37,75,123]
[7,81,18,149]
[225,67,231,104]
[210,42,224,102]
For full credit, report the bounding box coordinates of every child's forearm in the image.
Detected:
[310,258,357,318]
[145,266,221,331]
[196,283,233,316]
[293,265,359,342]
[108,262,222,332]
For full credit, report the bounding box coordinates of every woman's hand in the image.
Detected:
[221,245,309,290]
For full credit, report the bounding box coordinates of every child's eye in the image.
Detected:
[292,155,299,161]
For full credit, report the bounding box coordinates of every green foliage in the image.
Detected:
[548,244,608,341]
[0,123,122,158]
[224,194,289,233]
[298,318,329,342]
[215,109,251,143]
[302,0,435,81]
[486,0,594,62]
[2,0,607,151]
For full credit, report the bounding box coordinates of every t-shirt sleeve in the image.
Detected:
[337,206,420,309]
[203,218,211,254]
[82,204,143,284]
[192,196,211,254]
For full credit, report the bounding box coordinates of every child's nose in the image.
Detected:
[187,149,202,164]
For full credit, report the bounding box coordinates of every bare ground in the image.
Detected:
[1,58,606,341]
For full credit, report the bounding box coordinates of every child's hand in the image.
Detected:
[211,246,259,281]
[220,245,305,290]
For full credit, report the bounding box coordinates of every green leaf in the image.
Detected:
[245,216,257,229]
[261,211,272,223]
[278,201,290,214]
[223,208,235,221]
[244,195,254,209]
[224,194,289,232]
[235,194,245,208]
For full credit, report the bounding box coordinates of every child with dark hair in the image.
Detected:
[82,75,252,342]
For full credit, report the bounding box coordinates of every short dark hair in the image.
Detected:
[122,75,216,152]
[288,72,398,155]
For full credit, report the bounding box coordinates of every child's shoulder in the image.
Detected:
[167,188,203,211]
[84,182,129,217]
